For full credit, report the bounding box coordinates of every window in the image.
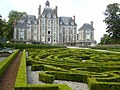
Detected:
[48,20,50,26]
[48,31,50,34]
[48,38,50,42]
[53,20,56,26]
[42,14,45,18]
[53,27,56,32]
[87,39,90,41]
[86,29,90,34]
[47,14,51,18]
[42,20,45,25]
[42,26,44,31]
[20,31,24,39]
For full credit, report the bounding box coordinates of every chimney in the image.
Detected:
[90,21,93,27]
[73,16,75,23]
[38,5,41,17]
[55,6,58,17]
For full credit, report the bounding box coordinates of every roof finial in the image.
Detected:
[45,0,50,8]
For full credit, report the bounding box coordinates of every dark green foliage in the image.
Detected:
[0,49,19,76]
[2,43,66,49]
[15,50,27,86]
[39,72,55,84]
[46,71,88,83]
[103,3,120,44]
[91,45,120,52]
[26,48,120,90]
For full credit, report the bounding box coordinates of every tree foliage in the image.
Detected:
[0,15,7,42]
[99,34,112,44]
[103,3,120,44]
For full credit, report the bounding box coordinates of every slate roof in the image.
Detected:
[15,15,37,29]
[15,22,28,29]
[78,23,94,31]
[59,17,77,26]
[42,8,56,18]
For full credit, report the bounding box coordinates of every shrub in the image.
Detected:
[39,72,55,84]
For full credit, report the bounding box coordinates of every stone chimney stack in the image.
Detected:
[38,5,41,17]
[73,16,75,23]
[90,21,93,27]
[55,6,58,17]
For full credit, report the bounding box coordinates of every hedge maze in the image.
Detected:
[18,48,120,90]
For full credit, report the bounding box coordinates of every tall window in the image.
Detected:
[48,38,50,42]
[86,29,91,40]
[48,31,50,34]
[48,20,50,26]
[20,31,24,39]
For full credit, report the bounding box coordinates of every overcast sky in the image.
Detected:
[0,0,120,43]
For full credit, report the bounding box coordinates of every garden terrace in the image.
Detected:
[22,48,120,90]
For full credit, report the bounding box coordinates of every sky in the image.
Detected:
[0,0,120,43]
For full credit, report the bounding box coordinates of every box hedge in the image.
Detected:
[0,49,19,76]
[39,72,55,84]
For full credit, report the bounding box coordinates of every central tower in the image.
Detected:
[38,0,59,44]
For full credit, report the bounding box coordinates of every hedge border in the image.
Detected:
[0,49,19,76]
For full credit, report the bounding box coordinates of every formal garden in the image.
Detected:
[13,47,120,90]
[0,43,120,90]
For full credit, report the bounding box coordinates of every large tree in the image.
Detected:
[103,3,120,44]
[0,15,7,42]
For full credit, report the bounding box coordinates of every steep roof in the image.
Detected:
[79,23,94,31]
[15,15,37,29]
[42,8,56,18]
[59,17,77,26]
[15,22,28,29]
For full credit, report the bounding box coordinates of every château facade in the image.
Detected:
[13,0,77,45]
[13,0,96,46]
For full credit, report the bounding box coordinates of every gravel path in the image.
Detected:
[27,66,89,90]
[0,51,22,90]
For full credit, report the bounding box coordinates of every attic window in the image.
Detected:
[66,22,68,25]
[47,14,51,18]
[20,20,24,23]
[60,21,62,25]
[71,22,74,25]
[42,14,45,18]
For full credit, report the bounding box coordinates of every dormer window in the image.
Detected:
[65,22,68,25]
[34,21,37,24]
[60,21,62,25]
[42,14,45,18]
[71,22,74,25]
[53,15,56,18]
[47,14,51,18]
[27,21,31,24]
[20,20,24,23]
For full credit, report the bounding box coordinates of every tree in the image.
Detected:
[0,15,7,42]
[100,34,112,44]
[103,3,120,44]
